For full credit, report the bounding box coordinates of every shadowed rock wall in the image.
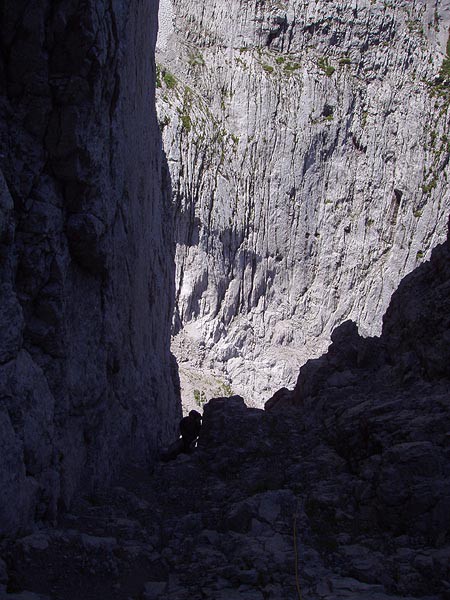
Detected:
[0,0,180,536]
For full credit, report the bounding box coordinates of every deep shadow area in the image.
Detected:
[1,220,449,599]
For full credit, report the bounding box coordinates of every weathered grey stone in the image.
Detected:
[80,534,117,551]
[0,0,180,535]
[3,593,52,600]
[3,357,448,599]
[225,502,253,533]
[237,591,264,600]
[175,512,203,535]
[66,213,107,274]
[0,284,24,363]
[157,0,450,408]
[258,493,281,523]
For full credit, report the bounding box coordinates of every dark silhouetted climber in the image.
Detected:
[161,409,202,461]
[180,409,202,452]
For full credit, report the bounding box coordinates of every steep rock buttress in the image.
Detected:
[0,1,180,535]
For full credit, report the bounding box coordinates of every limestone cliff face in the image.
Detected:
[156,0,450,407]
[0,1,180,535]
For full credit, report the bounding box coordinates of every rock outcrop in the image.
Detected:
[0,1,180,536]
[2,384,448,599]
[269,214,450,409]
[156,0,450,408]
[2,215,448,600]
[262,218,450,596]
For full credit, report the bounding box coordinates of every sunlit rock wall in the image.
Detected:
[0,0,180,535]
[157,0,450,407]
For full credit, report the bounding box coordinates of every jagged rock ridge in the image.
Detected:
[157,0,450,408]
[0,1,180,536]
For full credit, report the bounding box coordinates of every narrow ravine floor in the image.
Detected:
[1,394,448,600]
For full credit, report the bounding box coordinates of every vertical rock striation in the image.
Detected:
[0,1,180,535]
[157,0,450,407]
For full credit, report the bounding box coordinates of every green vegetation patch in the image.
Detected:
[317,56,335,77]
[158,115,171,131]
[220,382,233,397]
[440,32,450,80]
[421,177,437,194]
[193,389,207,407]
[339,56,351,66]
[163,70,177,89]
[406,19,424,35]
[177,86,194,133]
[188,52,205,67]
[283,61,301,73]
[361,110,368,127]
[427,30,450,106]
[156,64,162,88]
[180,113,192,132]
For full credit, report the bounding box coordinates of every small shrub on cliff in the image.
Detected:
[180,113,192,132]
[188,52,205,67]
[317,56,335,77]
[339,56,351,66]
[193,389,206,407]
[421,177,437,194]
[221,382,233,396]
[163,71,177,89]
[440,34,450,81]
[406,19,423,35]
[427,32,450,105]
[284,61,301,73]
[158,115,171,131]
[262,63,274,74]
[156,64,162,88]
